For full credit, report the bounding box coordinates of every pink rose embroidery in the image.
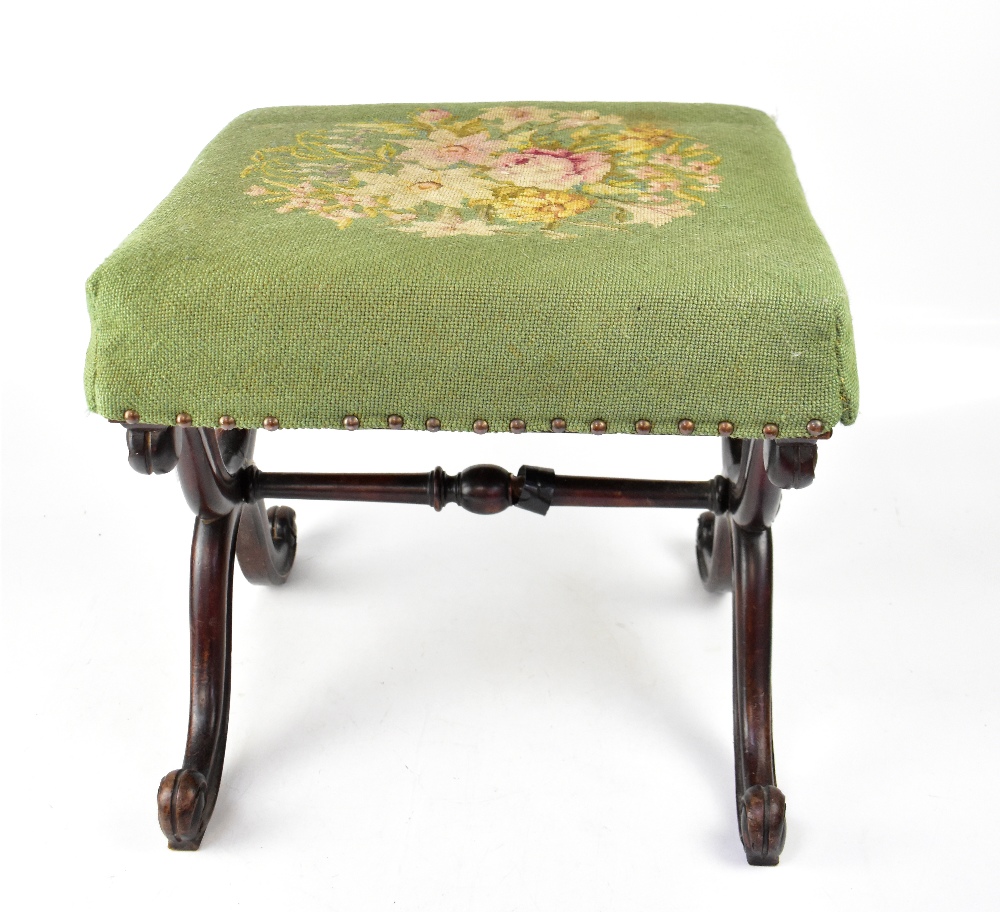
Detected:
[650,153,684,167]
[415,108,451,124]
[488,148,611,190]
[686,160,716,174]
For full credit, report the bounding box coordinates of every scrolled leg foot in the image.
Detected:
[158,768,209,850]
[696,511,733,593]
[236,500,298,585]
[723,441,788,865]
[739,784,786,865]
[268,505,298,565]
[157,448,241,851]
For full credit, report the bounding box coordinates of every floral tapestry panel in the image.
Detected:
[242,105,722,238]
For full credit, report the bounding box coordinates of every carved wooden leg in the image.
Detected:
[158,508,239,849]
[698,437,813,865]
[144,427,247,849]
[731,521,785,865]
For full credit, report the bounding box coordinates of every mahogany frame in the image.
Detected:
[124,423,819,864]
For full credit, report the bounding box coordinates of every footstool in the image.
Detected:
[85,101,858,865]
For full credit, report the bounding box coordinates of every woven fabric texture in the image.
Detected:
[85,102,858,437]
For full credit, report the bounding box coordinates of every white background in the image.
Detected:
[1,1,998,908]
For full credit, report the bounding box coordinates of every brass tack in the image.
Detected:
[762,423,779,440]
[550,418,567,433]
[677,418,695,435]
[344,415,360,431]
[509,419,526,433]
[219,415,236,430]
[123,409,140,425]
[590,419,607,435]
[388,414,404,429]
[807,418,825,437]
[426,417,441,432]
[718,420,734,437]
[262,416,280,431]
[635,419,652,435]
[175,412,192,427]
[473,419,489,434]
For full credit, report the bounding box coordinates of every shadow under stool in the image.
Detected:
[85,101,859,865]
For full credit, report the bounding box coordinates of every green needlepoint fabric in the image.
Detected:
[85,101,859,437]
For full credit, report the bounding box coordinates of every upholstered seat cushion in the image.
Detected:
[85,102,858,437]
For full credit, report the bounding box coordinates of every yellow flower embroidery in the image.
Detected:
[242,107,722,238]
[611,124,681,153]
[485,187,592,225]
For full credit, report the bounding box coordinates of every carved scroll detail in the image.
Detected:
[126,426,179,475]
[158,506,239,849]
[696,437,816,865]
[764,439,817,490]
[157,428,297,849]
